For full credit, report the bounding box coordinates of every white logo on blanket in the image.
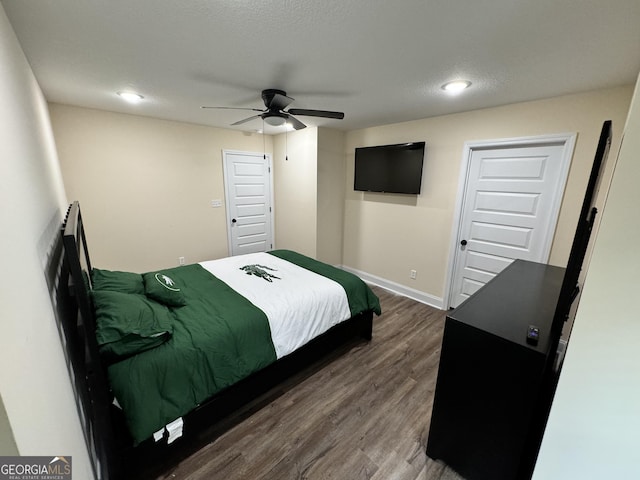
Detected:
[154,273,180,291]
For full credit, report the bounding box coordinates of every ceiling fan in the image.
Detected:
[202,89,344,130]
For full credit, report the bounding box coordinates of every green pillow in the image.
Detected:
[143,271,186,307]
[92,268,144,295]
[93,290,174,363]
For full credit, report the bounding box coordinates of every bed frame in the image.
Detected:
[56,201,374,480]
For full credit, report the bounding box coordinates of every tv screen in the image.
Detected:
[354,142,425,194]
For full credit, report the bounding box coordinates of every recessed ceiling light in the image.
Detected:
[117,91,144,103]
[441,80,471,94]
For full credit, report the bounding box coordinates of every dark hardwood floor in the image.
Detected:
[155,286,464,480]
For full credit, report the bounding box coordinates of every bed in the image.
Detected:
[56,201,380,480]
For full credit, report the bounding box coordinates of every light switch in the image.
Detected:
[211,199,222,208]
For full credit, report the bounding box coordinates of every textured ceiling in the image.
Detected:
[2,0,639,134]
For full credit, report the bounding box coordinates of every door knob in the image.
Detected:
[231,218,237,224]
[460,239,468,246]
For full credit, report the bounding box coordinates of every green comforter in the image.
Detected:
[105,250,380,445]
[268,250,381,317]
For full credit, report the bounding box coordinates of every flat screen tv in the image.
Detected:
[354,142,425,194]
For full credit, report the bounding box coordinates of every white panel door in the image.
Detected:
[223,150,273,256]
[449,137,574,308]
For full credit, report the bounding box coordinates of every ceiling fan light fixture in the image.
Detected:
[263,113,287,126]
[441,80,471,94]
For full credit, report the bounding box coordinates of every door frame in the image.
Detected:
[443,133,577,309]
[222,149,275,256]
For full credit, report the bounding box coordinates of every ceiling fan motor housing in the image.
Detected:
[262,89,292,110]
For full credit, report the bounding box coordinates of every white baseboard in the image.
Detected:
[340,265,444,310]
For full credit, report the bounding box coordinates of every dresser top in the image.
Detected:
[448,260,566,352]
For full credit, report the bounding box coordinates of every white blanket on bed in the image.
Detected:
[199,252,351,358]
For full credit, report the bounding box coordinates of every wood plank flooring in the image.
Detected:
[155,286,464,480]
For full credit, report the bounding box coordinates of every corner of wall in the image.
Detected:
[0,394,18,456]
[317,128,347,264]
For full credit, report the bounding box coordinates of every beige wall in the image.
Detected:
[533,74,640,480]
[51,104,273,272]
[344,86,633,305]
[273,127,318,257]
[0,4,94,477]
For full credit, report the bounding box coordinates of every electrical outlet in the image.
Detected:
[410,269,417,279]
[179,256,185,266]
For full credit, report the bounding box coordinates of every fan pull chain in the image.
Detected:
[262,118,266,160]
[285,126,289,161]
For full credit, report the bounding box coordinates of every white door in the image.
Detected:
[222,150,274,256]
[448,135,575,308]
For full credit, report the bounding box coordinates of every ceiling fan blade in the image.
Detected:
[287,114,307,130]
[201,106,264,112]
[231,114,262,126]
[287,108,344,120]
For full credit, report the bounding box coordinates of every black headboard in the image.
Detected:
[60,202,117,480]
[62,202,94,330]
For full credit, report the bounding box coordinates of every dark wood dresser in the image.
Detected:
[426,259,565,480]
